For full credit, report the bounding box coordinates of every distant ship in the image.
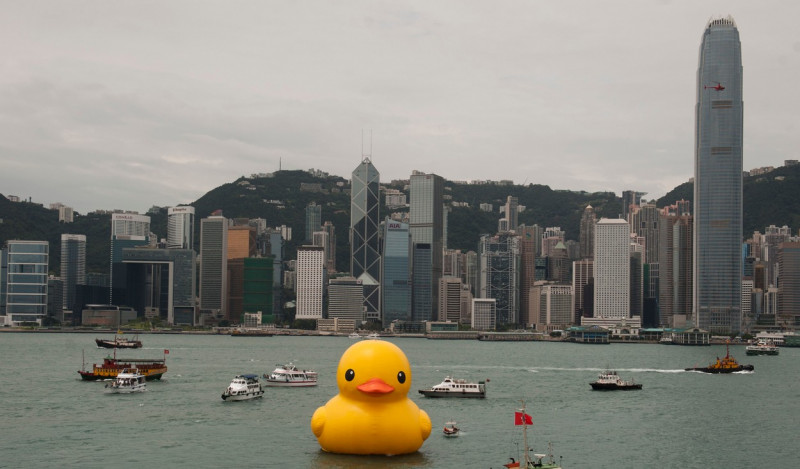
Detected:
[745,340,779,356]
[685,343,754,374]
[95,331,142,349]
[589,370,642,391]
[78,349,168,381]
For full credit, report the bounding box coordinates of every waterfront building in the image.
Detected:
[200,215,229,319]
[411,243,432,322]
[350,158,381,320]
[167,206,195,250]
[60,234,86,312]
[110,213,151,304]
[296,245,325,320]
[572,259,594,322]
[438,276,463,323]
[479,233,520,326]
[518,225,538,327]
[122,248,196,325]
[305,202,322,241]
[321,221,337,273]
[693,16,743,334]
[659,205,693,326]
[1,240,48,325]
[381,218,411,327]
[594,218,630,319]
[328,277,364,322]
[471,298,497,331]
[531,282,573,331]
[243,257,274,324]
[777,242,800,328]
[409,171,444,320]
[579,205,596,259]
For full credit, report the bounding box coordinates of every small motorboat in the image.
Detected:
[589,370,643,391]
[105,369,147,393]
[443,421,460,437]
[221,374,265,401]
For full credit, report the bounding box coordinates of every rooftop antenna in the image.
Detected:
[361,129,372,162]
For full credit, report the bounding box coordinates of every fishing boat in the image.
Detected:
[685,343,754,373]
[104,369,147,393]
[745,340,779,356]
[263,363,318,387]
[590,370,643,391]
[221,374,264,401]
[418,376,487,398]
[78,349,168,381]
[503,400,562,468]
[95,331,142,349]
[443,421,460,437]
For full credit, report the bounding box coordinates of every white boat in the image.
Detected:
[746,340,779,356]
[221,374,264,401]
[348,332,362,339]
[105,369,147,393]
[418,376,487,398]
[263,363,318,387]
[366,332,380,339]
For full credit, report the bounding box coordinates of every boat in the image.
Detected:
[95,331,142,349]
[746,340,779,356]
[263,363,318,387]
[221,374,265,401]
[685,343,754,373]
[443,421,460,437]
[104,369,147,393]
[78,349,168,381]
[348,332,362,339]
[503,400,562,469]
[418,376,487,398]
[589,370,643,391]
[230,328,274,337]
[366,332,380,339]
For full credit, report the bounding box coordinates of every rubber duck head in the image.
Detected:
[336,340,412,403]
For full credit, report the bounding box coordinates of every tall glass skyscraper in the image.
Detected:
[693,16,743,334]
[409,171,444,321]
[60,234,86,312]
[381,218,411,327]
[350,158,381,319]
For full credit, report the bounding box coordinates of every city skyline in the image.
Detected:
[3,3,800,214]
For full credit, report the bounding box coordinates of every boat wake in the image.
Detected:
[527,367,687,374]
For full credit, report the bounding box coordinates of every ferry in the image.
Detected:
[221,374,264,401]
[418,376,487,398]
[263,363,318,387]
[590,370,642,391]
[105,369,147,393]
[685,343,754,373]
[746,340,779,356]
[78,350,168,381]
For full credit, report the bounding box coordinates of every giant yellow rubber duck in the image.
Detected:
[311,340,431,455]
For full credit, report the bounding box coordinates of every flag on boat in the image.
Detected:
[164,349,170,354]
[514,411,532,425]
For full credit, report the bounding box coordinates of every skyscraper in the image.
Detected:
[305,202,322,242]
[1,240,48,325]
[594,218,630,319]
[694,16,743,333]
[382,218,411,327]
[200,215,228,318]
[110,213,151,304]
[350,158,381,320]
[167,206,195,250]
[479,233,520,327]
[296,245,325,320]
[409,171,444,321]
[504,196,519,231]
[60,234,86,312]
[579,205,596,259]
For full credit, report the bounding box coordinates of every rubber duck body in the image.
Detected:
[311,340,431,455]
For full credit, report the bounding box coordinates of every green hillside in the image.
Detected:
[2,164,799,275]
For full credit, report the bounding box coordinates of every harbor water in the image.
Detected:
[1,333,797,468]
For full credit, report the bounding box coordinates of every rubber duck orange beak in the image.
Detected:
[357,377,395,395]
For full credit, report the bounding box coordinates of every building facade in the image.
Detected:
[200,216,229,318]
[296,245,325,320]
[381,218,411,327]
[167,206,195,250]
[479,233,520,327]
[594,218,630,319]
[409,171,444,320]
[1,240,49,324]
[60,234,86,312]
[350,158,381,319]
[693,16,743,334]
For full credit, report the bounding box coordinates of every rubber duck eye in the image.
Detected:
[397,371,406,384]
[345,369,355,381]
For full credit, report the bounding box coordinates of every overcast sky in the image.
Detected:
[2,1,799,215]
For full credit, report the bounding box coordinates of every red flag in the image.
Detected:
[514,411,533,426]
[164,349,170,354]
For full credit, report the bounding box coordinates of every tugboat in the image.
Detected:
[745,340,779,356]
[685,343,754,373]
[589,370,643,390]
[221,374,265,401]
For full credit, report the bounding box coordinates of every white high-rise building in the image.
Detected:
[594,218,630,319]
[168,206,195,250]
[296,245,325,319]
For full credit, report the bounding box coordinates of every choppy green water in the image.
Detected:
[1,333,797,468]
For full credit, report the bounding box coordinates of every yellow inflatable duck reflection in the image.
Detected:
[311,340,431,455]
